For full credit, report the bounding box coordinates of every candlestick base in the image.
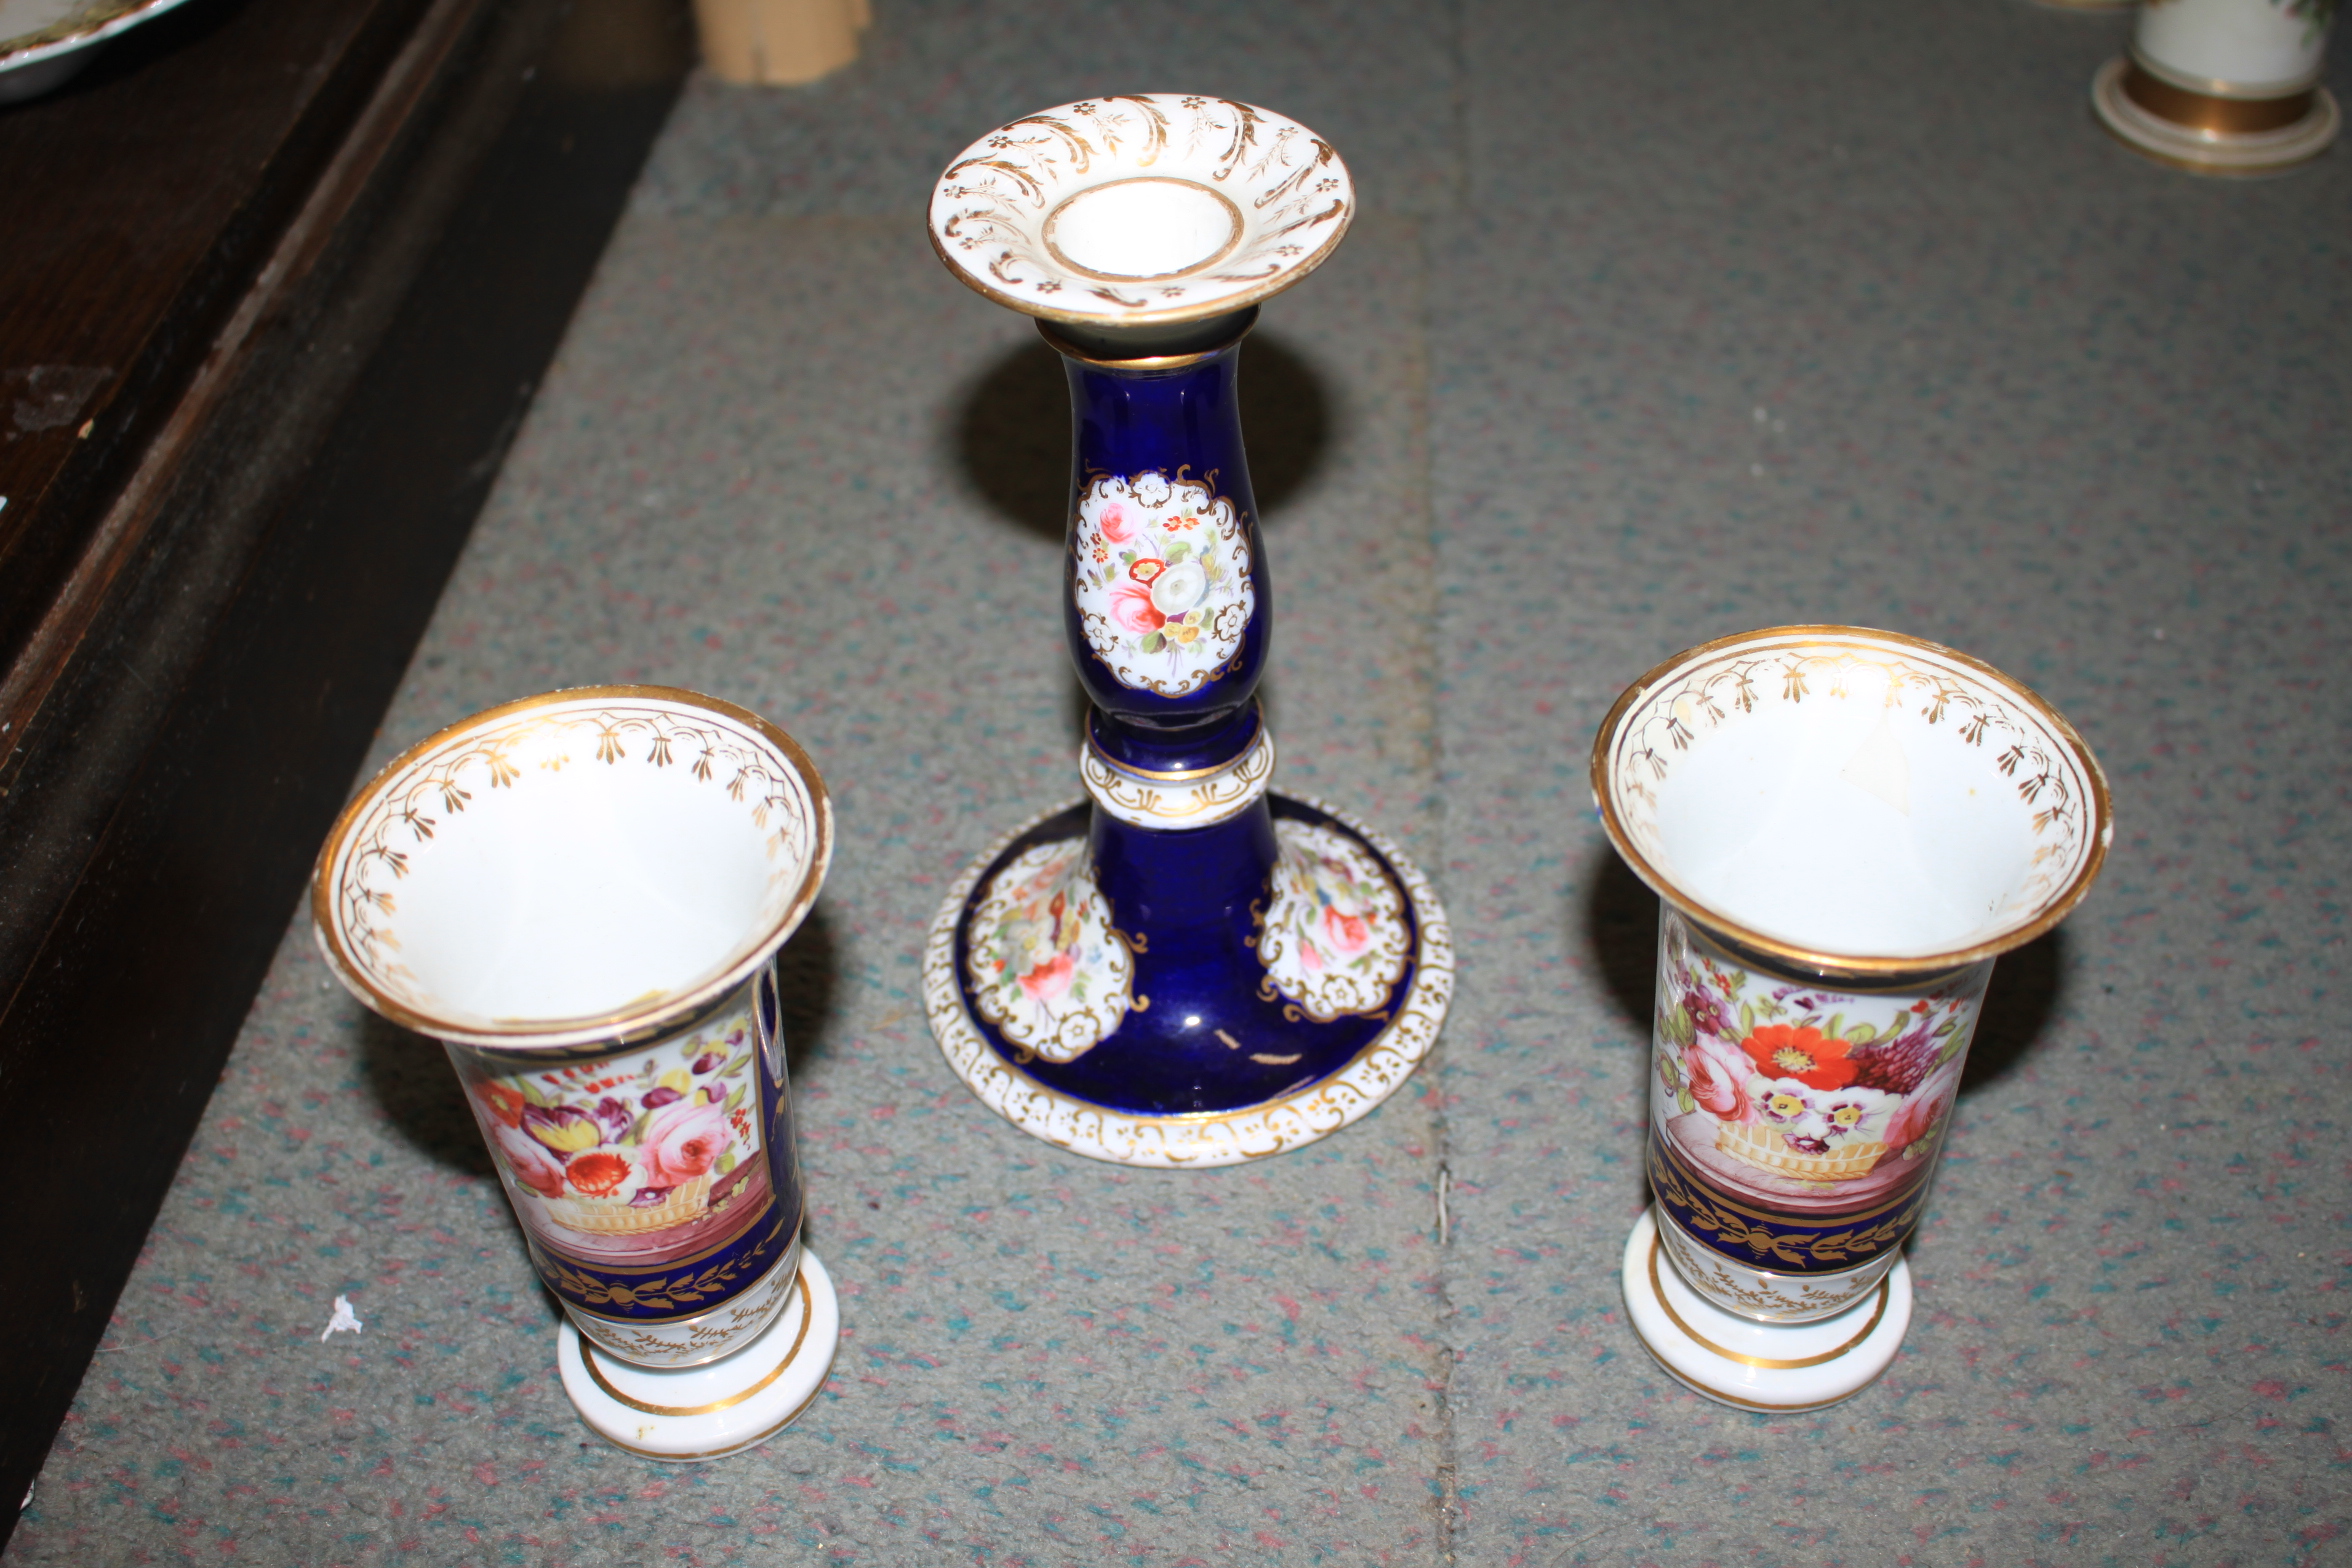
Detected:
[926,793,1452,1168]
[2092,56,2340,177]
[557,1249,839,1461]
[1621,1210,1911,1412]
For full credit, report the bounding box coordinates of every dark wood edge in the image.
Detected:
[0,0,495,770]
[0,1,691,1544]
[0,0,442,677]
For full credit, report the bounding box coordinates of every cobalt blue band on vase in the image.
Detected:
[1646,1135,1933,1276]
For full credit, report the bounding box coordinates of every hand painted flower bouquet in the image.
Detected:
[1254,819,1411,1021]
[965,840,1135,1064]
[464,1016,761,1236]
[1653,914,1979,1186]
[1072,471,1254,698]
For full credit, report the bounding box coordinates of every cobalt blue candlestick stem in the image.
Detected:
[922,95,1453,1167]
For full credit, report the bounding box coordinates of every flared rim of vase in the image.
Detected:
[312,684,834,1050]
[1590,625,2113,982]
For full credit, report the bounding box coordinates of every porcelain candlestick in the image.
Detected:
[921,95,1453,1166]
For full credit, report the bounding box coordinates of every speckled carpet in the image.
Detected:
[10,2,2348,1563]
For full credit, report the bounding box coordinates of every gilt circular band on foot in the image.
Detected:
[2092,56,2340,176]
[1621,1211,1911,1412]
[558,1249,840,1461]
[925,795,1452,1168]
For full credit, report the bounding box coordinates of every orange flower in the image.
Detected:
[478,1082,527,1128]
[565,1150,632,1197]
[1739,1024,1856,1091]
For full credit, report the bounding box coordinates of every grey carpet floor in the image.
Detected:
[10,2,2349,1564]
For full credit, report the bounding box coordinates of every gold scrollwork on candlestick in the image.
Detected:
[925,798,1453,1168]
[963,838,1134,1063]
[1080,727,1274,828]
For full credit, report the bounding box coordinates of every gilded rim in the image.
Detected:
[310,683,834,1050]
[1084,707,1264,780]
[1643,1350,1896,1414]
[1647,1234,1889,1369]
[1036,309,1259,373]
[1588,624,2113,983]
[926,795,1453,1165]
[926,96,1355,329]
[2091,58,2340,177]
[585,1376,829,1462]
[581,1268,816,1416]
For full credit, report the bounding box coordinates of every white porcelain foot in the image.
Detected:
[1622,1210,1911,1413]
[2092,56,2340,176]
[557,1249,840,1461]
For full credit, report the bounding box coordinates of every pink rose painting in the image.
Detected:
[640,1093,735,1188]
[1019,951,1076,1004]
[1109,578,1165,634]
[1683,1037,1755,1124]
[1321,905,1373,959]
[492,1121,567,1199]
[1071,472,1254,700]
[1884,1061,1959,1153]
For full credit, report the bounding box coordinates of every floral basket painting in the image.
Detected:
[1653,913,1984,1202]
[1713,1122,1888,1183]
[460,1010,762,1243]
[544,1172,715,1235]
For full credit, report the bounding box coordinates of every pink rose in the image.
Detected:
[1301,939,1324,973]
[1019,951,1075,1004]
[491,1121,566,1199]
[640,1095,734,1187]
[1683,1038,1754,1123]
[1885,1062,1959,1153]
[1321,905,1372,958]
[1098,503,1135,544]
[1109,579,1165,634]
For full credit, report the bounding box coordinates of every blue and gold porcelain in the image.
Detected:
[924,97,1452,1166]
[313,687,841,1459]
[1592,627,2113,1410]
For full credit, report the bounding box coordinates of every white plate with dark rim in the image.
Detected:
[0,0,199,103]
